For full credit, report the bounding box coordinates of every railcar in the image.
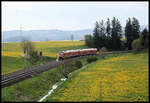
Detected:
[57,48,98,61]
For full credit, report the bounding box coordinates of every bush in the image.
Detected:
[132,29,149,53]
[58,61,78,78]
[87,57,98,63]
[99,47,108,52]
[132,38,143,53]
[74,60,83,68]
[27,51,40,64]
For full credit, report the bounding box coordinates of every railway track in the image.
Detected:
[2,60,62,88]
[1,55,91,88]
[1,50,132,88]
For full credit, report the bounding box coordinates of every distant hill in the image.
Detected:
[2,29,93,42]
[2,25,148,42]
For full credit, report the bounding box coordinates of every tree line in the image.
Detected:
[85,17,149,52]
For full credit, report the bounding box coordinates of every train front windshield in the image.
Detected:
[59,52,63,56]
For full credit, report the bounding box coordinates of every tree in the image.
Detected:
[132,38,143,53]
[125,17,140,50]
[132,29,149,53]
[93,20,108,50]
[92,18,123,51]
[106,18,111,49]
[125,18,133,50]
[85,34,93,47]
[20,38,31,54]
[132,17,140,39]
[106,18,111,37]
[110,17,122,50]
[71,34,74,41]
[93,21,100,49]
[20,39,39,64]
[98,20,107,49]
[140,28,149,48]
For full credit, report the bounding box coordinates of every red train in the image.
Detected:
[57,48,98,60]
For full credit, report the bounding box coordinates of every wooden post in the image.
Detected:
[40,51,42,56]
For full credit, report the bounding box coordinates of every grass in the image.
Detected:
[2,56,28,75]
[1,56,55,75]
[2,41,85,57]
[2,40,148,102]
[2,68,63,101]
[45,49,148,102]
[2,41,86,74]
[1,57,88,102]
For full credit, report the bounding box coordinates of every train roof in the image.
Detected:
[60,48,97,53]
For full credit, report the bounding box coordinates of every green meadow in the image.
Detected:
[2,41,86,75]
[2,57,88,102]
[1,40,148,102]
[2,49,148,102]
[46,49,149,102]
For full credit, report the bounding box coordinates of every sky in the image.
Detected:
[2,1,149,31]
